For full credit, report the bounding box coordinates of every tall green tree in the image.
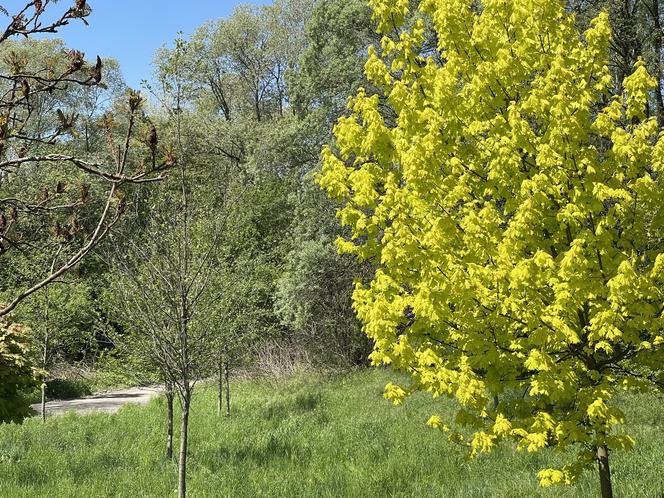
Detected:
[319,0,664,496]
[289,0,374,120]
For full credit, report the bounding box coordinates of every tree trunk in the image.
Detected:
[166,382,174,460]
[217,355,223,417]
[178,395,190,498]
[40,382,47,424]
[597,444,614,498]
[41,285,50,424]
[224,362,230,417]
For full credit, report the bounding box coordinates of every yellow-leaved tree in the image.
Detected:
[318,0,664,496]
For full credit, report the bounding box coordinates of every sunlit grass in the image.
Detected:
[0,368,662,497]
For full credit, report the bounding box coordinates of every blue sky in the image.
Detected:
[2,0,271,88]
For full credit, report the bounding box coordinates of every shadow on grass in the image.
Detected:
[264,391,322,421]
[203,434,312,469]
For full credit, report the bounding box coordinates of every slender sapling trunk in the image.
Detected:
[217,353,223,417]
[224,361,230,417]
[41,284,50,424]
[178,394,191,498]
[40,382,47,424]
[166,382,174,460]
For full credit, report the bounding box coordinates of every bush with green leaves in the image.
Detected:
[0,315,37,423]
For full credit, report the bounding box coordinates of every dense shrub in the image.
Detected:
[45,378,93,400]
[0,316,37,423]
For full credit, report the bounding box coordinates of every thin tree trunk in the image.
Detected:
[40,382,46,424]
[217,353,223,417]
[224,362,230,417]
[597,444,614,498]
[178,395,190,498]
[166,382,174,460]
[40,340,47,424]
[41,284,50,424]
[177,154,190,498]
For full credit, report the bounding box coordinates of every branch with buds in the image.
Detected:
[0,0,92,43]
[0,1,174,317]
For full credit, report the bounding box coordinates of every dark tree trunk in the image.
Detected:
[178,395,190,498]
[224,362,230,417]
[40,382,47,424]
[166,382,174,460]
[597,444,614,498]
[652,0,664,123]
[217,354,223,417]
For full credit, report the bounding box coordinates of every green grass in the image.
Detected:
[1,368,663,497]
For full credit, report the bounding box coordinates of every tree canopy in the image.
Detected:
[320,0,664,491]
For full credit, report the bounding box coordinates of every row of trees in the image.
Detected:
[0,0,372,399]
[0,0,376,495]
[99,5,378,493]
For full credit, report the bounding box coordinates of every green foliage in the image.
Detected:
[186,0,311,122]
[9,281,106,366]
[271,0,377,364]
[276,237,364,362]
[275,190,371,364]
[289,0,374,119]
[320,0,664,487]
[0,316,37,423]
[44,378,92,400]
[0,370,663,496]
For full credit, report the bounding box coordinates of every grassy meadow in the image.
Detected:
[0,369,662,497]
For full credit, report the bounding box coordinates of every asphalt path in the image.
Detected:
[30,386,162,416]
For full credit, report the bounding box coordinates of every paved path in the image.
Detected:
[31,386,163,416]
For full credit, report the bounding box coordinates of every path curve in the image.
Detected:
[31,386,163,417]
